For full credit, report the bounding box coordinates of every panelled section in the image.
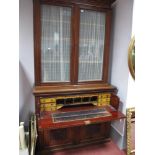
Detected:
[37,122,111,152]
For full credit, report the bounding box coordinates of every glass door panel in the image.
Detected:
[78,9,106,81]
[41,5,71,82]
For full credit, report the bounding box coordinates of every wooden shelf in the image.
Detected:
[33,83,117,96]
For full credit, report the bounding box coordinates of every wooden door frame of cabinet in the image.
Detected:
[33,0,112,86]
[34,0,42,86]
[70,5,80,84]
[102,10,112,82]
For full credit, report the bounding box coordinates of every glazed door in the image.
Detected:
[78,9,106,82]
[41,5,72,83]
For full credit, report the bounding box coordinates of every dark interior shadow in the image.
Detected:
[19,61,34,127]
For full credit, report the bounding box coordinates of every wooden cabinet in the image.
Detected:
[33,0,126,155]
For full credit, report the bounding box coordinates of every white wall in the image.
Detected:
[126,0,135,108]
[109,0,134,149]
[19,0,34,126]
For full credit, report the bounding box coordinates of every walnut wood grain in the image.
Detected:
[33,83,117,95]
[40,0,116,8]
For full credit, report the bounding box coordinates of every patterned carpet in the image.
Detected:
[51,140,126,155]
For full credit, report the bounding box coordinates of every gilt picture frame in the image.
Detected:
[128,36,135,80]
[127,107,135,155]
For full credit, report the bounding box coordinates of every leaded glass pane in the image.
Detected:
[78,10,105,81]
[41,5,71,82]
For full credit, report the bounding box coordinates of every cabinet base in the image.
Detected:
[36,122,111,155]
[36,138,111,155]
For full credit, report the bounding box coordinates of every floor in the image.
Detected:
[51,140,126,155]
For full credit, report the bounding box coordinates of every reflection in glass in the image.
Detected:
[132,46,135,73]
[41,5,71,82]
[78,10,106,81]
[128,37,135,80]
